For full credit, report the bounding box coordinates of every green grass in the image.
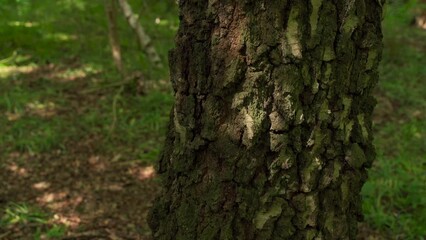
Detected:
[361,1,426,239]
[0,203,66,239]
[0,0,176,159]
[363,121,426,238]
[1,203,48,225]
[0,3,176,237]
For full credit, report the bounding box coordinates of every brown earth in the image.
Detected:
[0,149,159,240]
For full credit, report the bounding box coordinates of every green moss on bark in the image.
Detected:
[149,1,384,239]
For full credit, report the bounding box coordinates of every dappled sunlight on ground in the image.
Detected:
[51,64,102,82]
[88,155,108,172]
[52,213,81,228]
[32,181,51,191]
[0,151,159,239]
[6,162,29,177]
[7,21,40,28]
[4,98,59,121]
[0,1,174,239]
[26,101,58,118]
[43,32,78,42]
[0,65,39,78]
[0,60,101,83]
[128,165,156,181]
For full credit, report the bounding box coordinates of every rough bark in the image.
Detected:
[149,0,384,239]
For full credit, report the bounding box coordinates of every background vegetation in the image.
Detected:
[0,0,425,239]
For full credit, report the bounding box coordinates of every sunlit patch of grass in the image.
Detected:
[52,64,102,82]
[7,21,40,28]
[43,32,78,42]
[1,203,47,226]
[0,0,178,79]
[0,203,67,239]
[0,50,34,67]
[0,64,39,78]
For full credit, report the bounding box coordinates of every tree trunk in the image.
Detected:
[105,0,124,74]
[149,1,384,239]
[117,0,163,68]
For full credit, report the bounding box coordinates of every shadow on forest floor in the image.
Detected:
[0,152,158,239]
[0,64,162,239]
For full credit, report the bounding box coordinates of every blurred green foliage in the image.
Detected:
[0,0,177,158]
[361,0,426,239]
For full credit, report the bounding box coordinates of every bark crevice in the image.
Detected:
[149,1,383,239]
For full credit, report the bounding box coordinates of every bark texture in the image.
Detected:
[149,1,384,239]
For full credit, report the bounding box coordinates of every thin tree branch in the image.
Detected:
[117,0,163,68]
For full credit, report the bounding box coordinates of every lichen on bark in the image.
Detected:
[149,1,384,239]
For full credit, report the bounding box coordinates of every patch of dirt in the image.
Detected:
[0,151,159,240]
[373,89,426,126]
[357,223,393,240]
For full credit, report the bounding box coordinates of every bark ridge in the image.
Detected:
[149,1,384,239]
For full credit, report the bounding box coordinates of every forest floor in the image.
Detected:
[0,59,166,239]
[1,1,425,239]
[0,149,158,240]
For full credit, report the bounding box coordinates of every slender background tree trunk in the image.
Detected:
[105,0,124,74]
[118,0,163,68]
[149,1,384,239]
